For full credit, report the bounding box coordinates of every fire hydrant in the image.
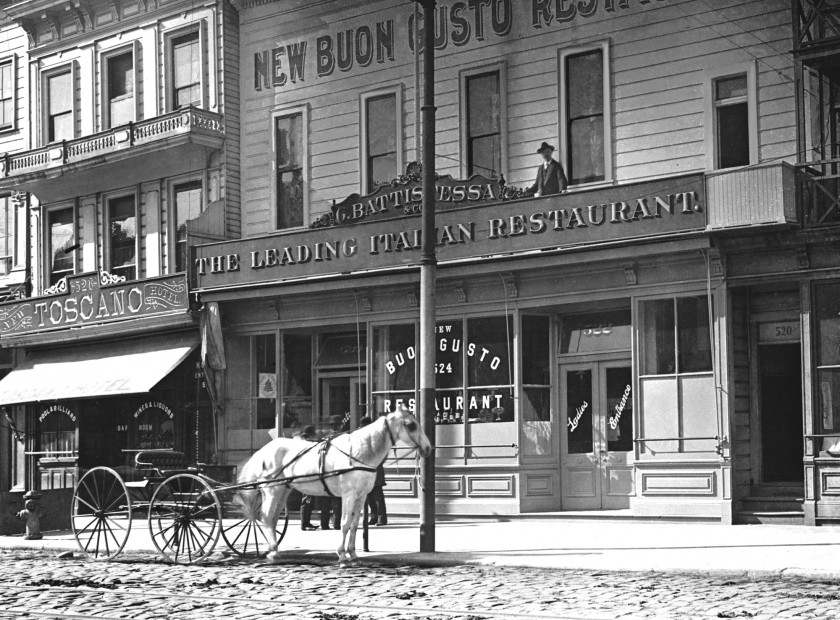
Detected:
[16,491,45,540]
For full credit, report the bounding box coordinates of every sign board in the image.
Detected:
[194,173,705,292]
[0,272,189,336]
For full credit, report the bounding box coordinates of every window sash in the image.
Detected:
[365,94,397,191]
[108,195,136,280]
[0,61,13,129]
[565,49,604,185]
[48,207,74,285]
[170,31,201,109]
[465,71,501,178]
[276,112,304,229]
[174,180,203,273]
[47,70,73,142]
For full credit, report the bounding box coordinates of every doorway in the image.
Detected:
[759,343,803,482]
[318,373,367,432]
[560,360,634,510]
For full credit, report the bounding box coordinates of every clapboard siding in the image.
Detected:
[240,0,795,235]
[222,0,241,238]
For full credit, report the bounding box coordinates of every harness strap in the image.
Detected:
[318,438,336,497]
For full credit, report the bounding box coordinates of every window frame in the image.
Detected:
[459,62,508,180]
[40,62,77,145]
[44,202,76,289]
[168,174,205,274]
[558,41,612,187]
[163,23,206,112]
[359,86,403,194]
[272,104,309,230]
[103,190,139,281]
[0,55,17,133]
[704,62,757,170]
[99,42,139,130]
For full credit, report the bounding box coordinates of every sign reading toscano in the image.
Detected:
[0,272,189,336]
[194,173,705,291]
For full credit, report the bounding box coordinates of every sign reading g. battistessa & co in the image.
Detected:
[0,271,188,336]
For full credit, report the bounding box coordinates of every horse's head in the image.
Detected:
[388,406,432,458]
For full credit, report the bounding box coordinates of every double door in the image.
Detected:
[561,360,634,510]
[319,374,366,432]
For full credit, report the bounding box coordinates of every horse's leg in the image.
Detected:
[262,485,287,562]
[343,493,366,565]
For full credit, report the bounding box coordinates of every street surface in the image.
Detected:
[0,549,839,619]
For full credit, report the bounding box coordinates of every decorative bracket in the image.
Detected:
[99,270,126,285]
[69,1,94,30]
[451,280,467,303]
[41,12,61,42]
[405,289,419,308]
[500,272,518,299]
[18,19,36,47]
[623,266,637,286]
[106,0,120,21]
[354,289,371,313]
[268,300,280,320]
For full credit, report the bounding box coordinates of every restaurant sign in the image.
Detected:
[194,173,705,292]
[0,272,189,336]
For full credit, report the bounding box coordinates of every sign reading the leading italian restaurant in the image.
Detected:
[0,272,189,336]
[254,0,672,91]
[194,172,705,292]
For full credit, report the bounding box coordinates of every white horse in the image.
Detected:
[238,406,432,566]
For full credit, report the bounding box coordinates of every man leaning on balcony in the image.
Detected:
[527,142,567,197]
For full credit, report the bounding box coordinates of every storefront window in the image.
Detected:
[372,324,416,415]
[255,334,277,429]
[639,295,716,455]
[522,315,552,457]
[225,333,278,455]
[282,333,312,431]
[134,404,174,450]
[39,406,77,457]
[816,282,840,433]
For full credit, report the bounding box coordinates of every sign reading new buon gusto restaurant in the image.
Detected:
[193,172,705,292]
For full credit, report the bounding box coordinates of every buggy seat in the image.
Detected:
[134,450,200,482]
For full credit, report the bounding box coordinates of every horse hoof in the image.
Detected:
[266,551,280,563]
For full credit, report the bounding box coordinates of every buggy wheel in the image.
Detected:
[220,489,289,558]
[71,466,132,561]
[148,474,221,564]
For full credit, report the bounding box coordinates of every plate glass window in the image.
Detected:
[816,282,840,433]
[174,180,202,273]
[46,70,73,143]
[714,75,749,169]
[47,207,74,285]
[108,195,136,281]
[276,113,303,229]
[565,50,604,184]
[106,51,134,128]
[365,94,397,192]
[171,31,200,109]
[465,71,501,178]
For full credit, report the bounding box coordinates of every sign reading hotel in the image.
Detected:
[253,0,670,90]
[194,171,705,291]
[0,272,189,336]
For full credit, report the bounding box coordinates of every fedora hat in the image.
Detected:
[536,142,555,153]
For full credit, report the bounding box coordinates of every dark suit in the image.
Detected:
[529,159,567,196]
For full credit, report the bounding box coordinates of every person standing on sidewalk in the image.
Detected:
[320,413,349,530]
[297,425,319,530]
[360,415,388,526]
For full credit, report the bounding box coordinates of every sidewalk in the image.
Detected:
[3,517,840,580]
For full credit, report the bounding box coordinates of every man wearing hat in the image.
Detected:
[528,141,567,197]
[296,425,319,530]
[319,413,349,530]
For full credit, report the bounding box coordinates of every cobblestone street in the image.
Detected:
[1,549,839,620]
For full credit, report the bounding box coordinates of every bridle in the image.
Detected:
[383,414,426,455]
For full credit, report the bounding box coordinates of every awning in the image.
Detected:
[0,332,198,406]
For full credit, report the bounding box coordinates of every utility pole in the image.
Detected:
[416,0,437,553]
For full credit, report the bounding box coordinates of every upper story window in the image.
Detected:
[465,71,501,178]
[104,49,135,128]
[705,63,756,170]
[560,45,610,186]
[107,194,137,281]
[169,30,201,110]
[0,197,14,270]
[275,108,306,229]
[174,179,203,273]
[0,57,16,131]
[361,90,400,193]
[47,206,74,286]
[714,75,749,169]
[45,67,74,143]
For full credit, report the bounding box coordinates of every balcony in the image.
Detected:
[797,159,840,226]
[0,107,224,203]
[705,162,798,230]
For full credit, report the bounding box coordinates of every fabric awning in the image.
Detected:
[0,332,198,405]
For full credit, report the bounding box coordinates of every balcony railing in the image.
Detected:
[797,158,840,226]
[705,162,798,230]
[0,107,224,178]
